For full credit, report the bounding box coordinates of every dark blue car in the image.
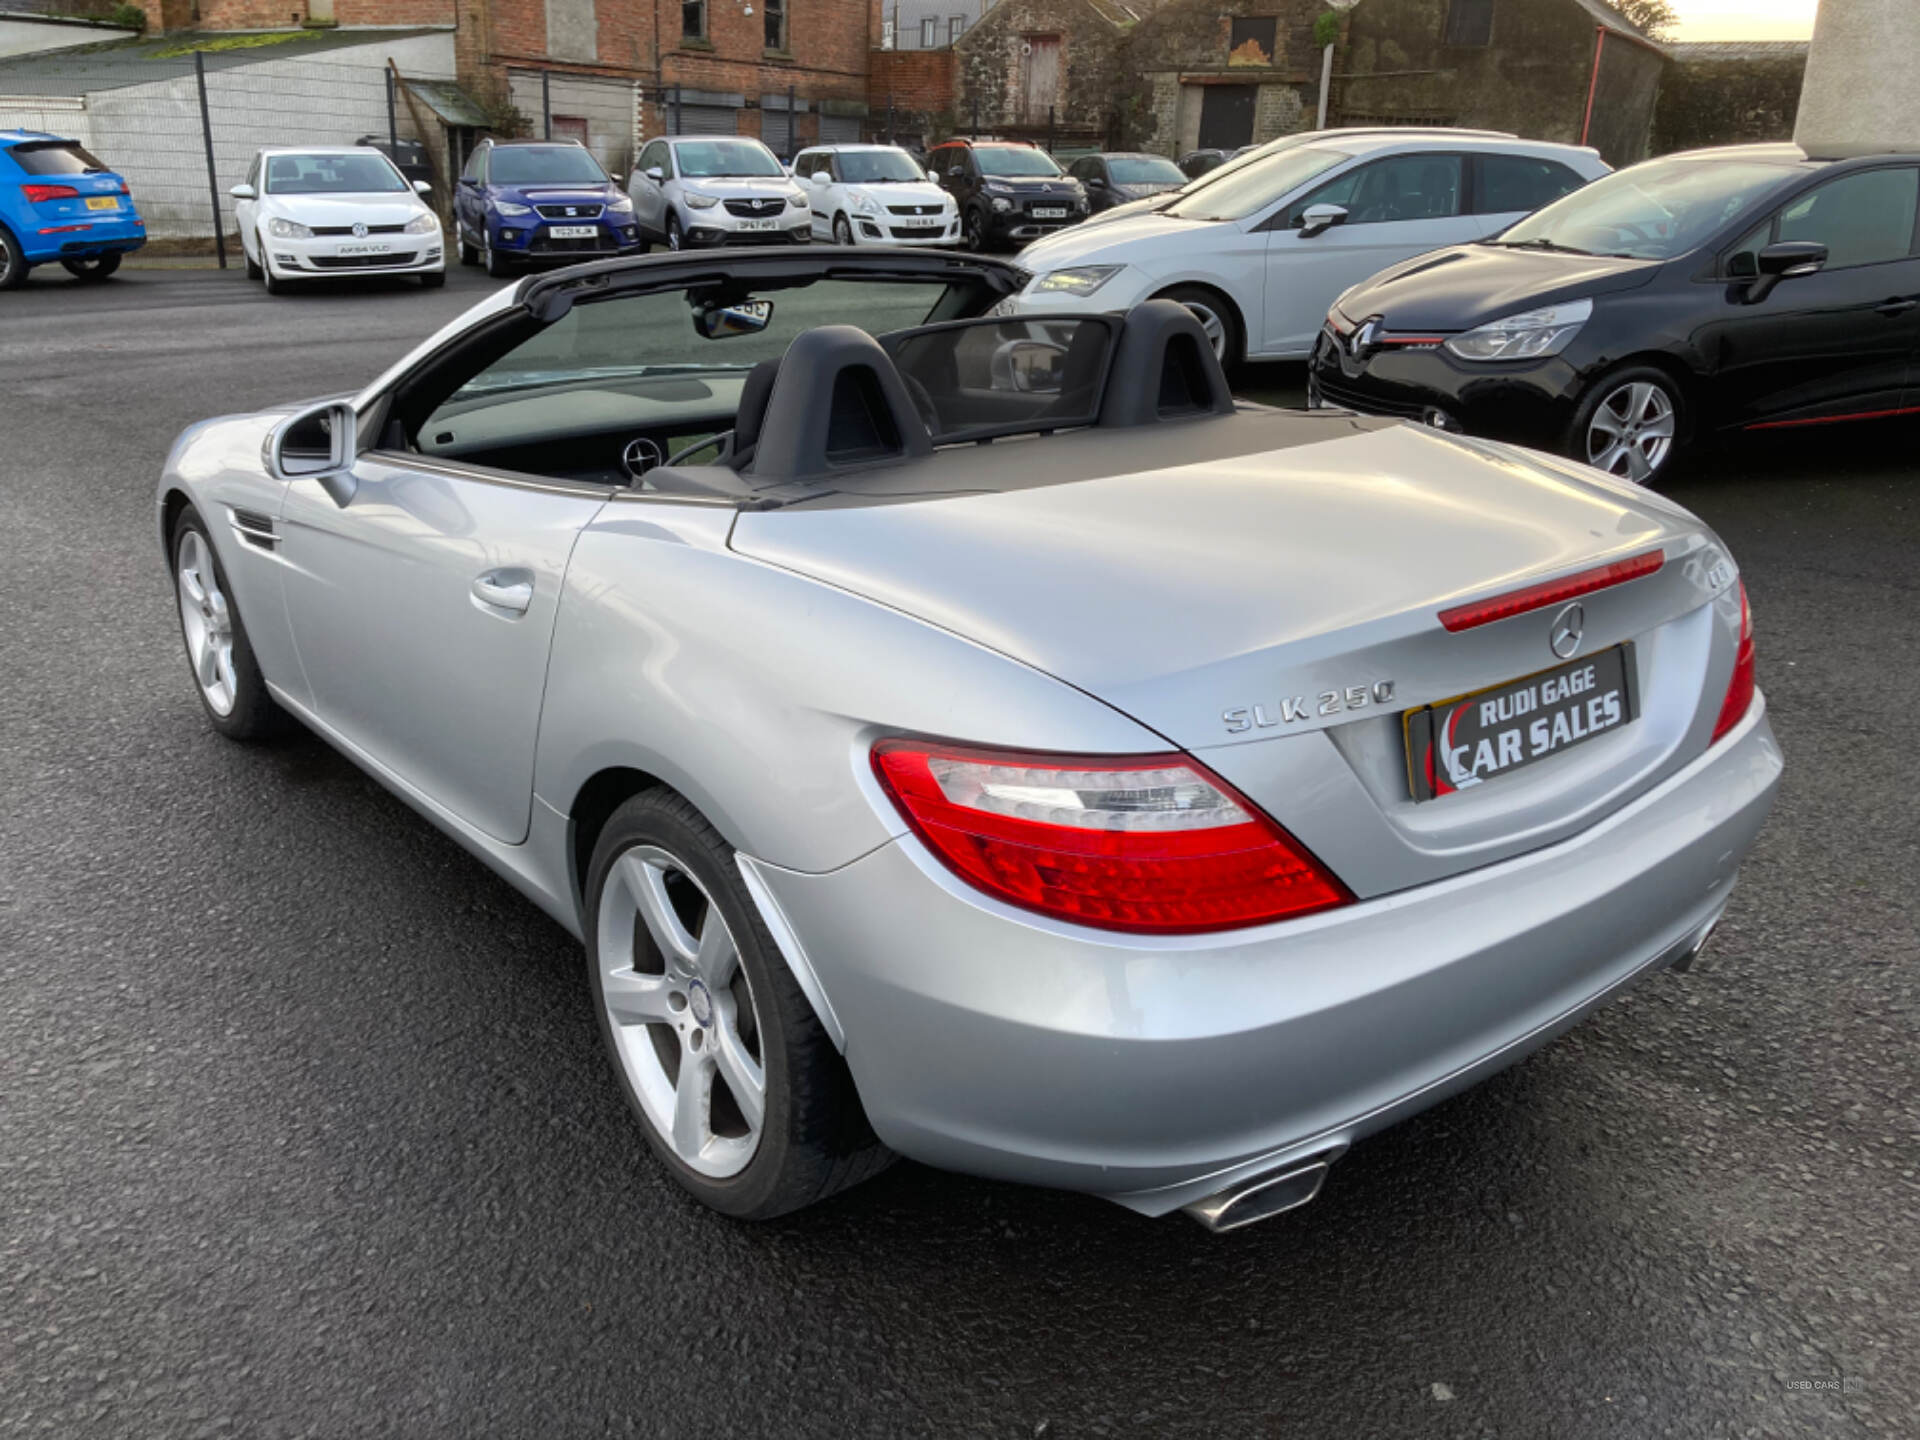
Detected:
[0,130,145,289]
[454,137,641,278]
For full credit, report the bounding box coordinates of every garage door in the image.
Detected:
[761,108,802,156]
[818,113,861,144]
[671,104,738,137]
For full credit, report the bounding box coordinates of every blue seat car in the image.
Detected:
[0,130,145,289]
[454,136,641,278]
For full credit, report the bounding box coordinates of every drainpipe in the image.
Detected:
[1580,26,1606,146]
[1316,43,1334,128]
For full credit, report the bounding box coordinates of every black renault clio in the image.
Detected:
[1308,143,1920,485]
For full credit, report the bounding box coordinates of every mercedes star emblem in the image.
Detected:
[1550,602,1586,659]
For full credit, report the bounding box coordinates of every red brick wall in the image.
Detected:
[868,46,955,116]
[178,0,452,30]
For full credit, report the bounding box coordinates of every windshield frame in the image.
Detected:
[1489,155,1807,262]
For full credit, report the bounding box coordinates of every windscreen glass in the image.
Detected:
[1162,147,1349,221]
[1494,157,1798,259]
[672,140,786,179]
[265,152,408,194]
[974,146,1063,178]
[1109,156,1186,186]
[486,146,610,186]
[882,316,1115,443]
[838,149,926,183]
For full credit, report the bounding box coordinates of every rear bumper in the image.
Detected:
[744,701,1781,1215]
[21,216,146,262]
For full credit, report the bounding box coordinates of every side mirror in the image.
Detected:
[608,173,624,187]
[412,179,432,196]
[1299,203,1349,238]
[1745,240,1828,303]
[948,165,965,178]
[272,400,358,506]
[229,183,256,200]
[810,171,832,187]
[692,298,775,339]
[645,165,666,183]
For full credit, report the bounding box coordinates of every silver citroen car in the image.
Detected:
[157,249,1780,1230]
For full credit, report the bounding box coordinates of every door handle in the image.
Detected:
[1876,297,1918,317]
[471,569,533,615]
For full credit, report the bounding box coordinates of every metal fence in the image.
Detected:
[0,53,455,251]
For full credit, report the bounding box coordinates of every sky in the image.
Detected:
[1666,0,1818,41]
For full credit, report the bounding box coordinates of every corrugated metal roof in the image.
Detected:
[406,78,489,129]
[0,27,447,98]
[1665,40,1811,63]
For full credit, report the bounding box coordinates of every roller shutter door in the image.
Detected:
[760,108,802,155]
[671,104,738,137]
[818,113,861,144]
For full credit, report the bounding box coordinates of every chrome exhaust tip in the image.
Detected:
[1181,1152,1338,1233]
[1668,916,1720,974]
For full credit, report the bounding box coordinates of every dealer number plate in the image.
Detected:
[85,196,119,211]
[1032,207,1067,219]
[548,224,598,238]
[1404,643,1636,802]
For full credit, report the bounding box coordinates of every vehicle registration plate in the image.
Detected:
[85,196,119,211]
[737,218,779,232]
[1403,643,1636,802]
[336,244,392,255]
[1032,207,1067,219]
[548,224,598,238]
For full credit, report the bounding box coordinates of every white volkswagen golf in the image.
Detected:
[1014,132,1608,365]
[791,143,959,247]
[232,146,444,294]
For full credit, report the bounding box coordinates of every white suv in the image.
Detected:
[1015,132,1610,364]
[628,136,812,250]
[791,143,959,247]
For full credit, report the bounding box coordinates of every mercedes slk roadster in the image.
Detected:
[157,249,1781,1231]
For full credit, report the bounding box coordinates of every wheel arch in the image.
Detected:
[1148,279,1247,360]
[1582,352,1700,435]
[159,485,194,559]
[566,764,667,912]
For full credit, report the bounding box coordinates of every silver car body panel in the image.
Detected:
[156,268,1779,1214]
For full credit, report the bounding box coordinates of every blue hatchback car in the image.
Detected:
[453,136,641,278]
[0,130,145,288]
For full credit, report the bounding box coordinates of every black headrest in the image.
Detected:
[731,357,781,461]
[1096,300,1236,428]
[746,326,933,485]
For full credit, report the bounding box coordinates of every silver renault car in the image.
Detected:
[627,135,811,250]
[156,248,1779,1230]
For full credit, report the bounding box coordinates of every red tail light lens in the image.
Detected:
[1710,582,1755,743]
[1439,549,1665,633]
[22,183,80,203]
[871,739,1353,934]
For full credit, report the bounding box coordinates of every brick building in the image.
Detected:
[152,0,453,31]
[455,0,881,175]
[947,0,1136,147]
[1127,0,1323,157]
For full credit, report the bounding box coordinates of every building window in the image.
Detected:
[881,17,895,49]
[1228,16,1277,66]
[682,0,705,42]
[764,0,786,49]
[949,15,965,42]
[1443,0,1493,47]
[919,17,937,46]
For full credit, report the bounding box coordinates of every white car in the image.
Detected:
[1016,133,1609,363]
[790,143,959,247]
[628,136,812,251]
[232,146,444,294]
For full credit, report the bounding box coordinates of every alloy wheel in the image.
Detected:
[175,529,237,716]
[834,214,853,246]
[596,844,766,1178]
[1183,301,1228,361]
[1586,380,1675,483]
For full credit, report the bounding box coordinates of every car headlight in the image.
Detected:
[492,199,532,216]
[267,217,312,239]
[683,191,719,210]
[402,213,439,235]
[1444,298,1593,362]
[786,189,809,209]
[1033,265,1124,297]
[850,191,879,215]
[606,193,634,213]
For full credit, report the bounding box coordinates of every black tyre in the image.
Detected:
[169,506,287,741]
[262,257,285,296]
[420,269,446,288]
[244,245,263,280]
[833,213,854,246]
[584,789,892,1219]
[459,231,480,266]
[484,232,513,278]
[1567,364,1685,487]
[1156,284,1243,370]
[666,213,685,252]
[61,252,121,282]
[0,223,29,290]
[962,206,986,252]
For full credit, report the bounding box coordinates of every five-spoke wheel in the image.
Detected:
[176,527,237,717]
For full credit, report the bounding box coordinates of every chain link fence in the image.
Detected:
[0,49,456,251]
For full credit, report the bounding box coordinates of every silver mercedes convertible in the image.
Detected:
[158,249,1781,1230]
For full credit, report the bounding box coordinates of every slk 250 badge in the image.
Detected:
[1223,680,1396,734]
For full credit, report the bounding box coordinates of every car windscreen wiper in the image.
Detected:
[1494,237,1594,256]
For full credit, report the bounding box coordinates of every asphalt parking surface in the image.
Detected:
[3,262,1916,1438]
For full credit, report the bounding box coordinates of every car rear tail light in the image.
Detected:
[1439,549,1664,633]
[22,183,80,203]
[1710,582,1755,743]
[870,739,1353,934]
